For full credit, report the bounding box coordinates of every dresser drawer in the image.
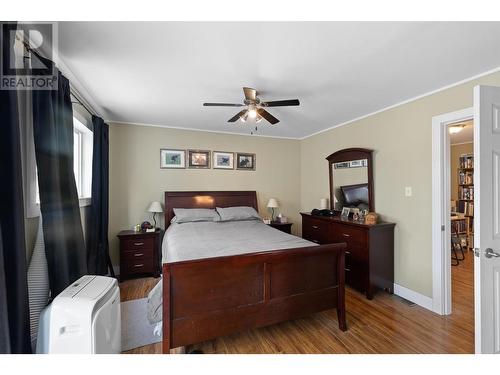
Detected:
[302,216,331,244]
[121,237,154,251]
[332,223,367,248]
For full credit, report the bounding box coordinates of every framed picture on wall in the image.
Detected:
[188,149,211,169]
[160,149,186,169]
[213,151,234,169]
[236,153,256,171]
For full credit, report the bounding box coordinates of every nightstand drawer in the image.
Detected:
[121,249,154,262]
[122,258,154,275]
[121,237,154,251]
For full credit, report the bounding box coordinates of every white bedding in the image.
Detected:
[162,219,316,263]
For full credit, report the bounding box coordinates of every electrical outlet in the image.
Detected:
[405,187,412,197]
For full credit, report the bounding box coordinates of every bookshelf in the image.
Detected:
[455,153,474,250]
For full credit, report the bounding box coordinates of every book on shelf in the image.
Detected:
[457,200,474,216]
[458,170,474,185]
[458,186,474,200]
[459,154,474,169]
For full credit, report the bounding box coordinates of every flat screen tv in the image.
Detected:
[340,183,369,209]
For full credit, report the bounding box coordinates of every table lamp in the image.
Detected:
[147,201,163,229]
[267,198,279,222]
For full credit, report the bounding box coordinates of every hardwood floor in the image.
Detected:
[120,252,474,354]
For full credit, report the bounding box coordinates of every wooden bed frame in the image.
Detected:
[162,191,347,353]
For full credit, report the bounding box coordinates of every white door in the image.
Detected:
[474,85,500,354]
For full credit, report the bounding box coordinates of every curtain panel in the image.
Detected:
[32,63,87,297]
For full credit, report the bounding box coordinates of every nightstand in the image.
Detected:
[269,221,293,234]
[117,229,162,281]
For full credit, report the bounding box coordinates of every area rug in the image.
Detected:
[121,298,162,351]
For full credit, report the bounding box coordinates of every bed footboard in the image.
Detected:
[162,243,346,353]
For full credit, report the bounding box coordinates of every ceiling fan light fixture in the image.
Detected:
[240,112,248,122]
[248,107,257,119]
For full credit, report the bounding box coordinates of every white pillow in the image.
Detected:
[172,208,220,223]
[216,206,261,222]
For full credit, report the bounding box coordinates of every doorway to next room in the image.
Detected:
[448,119,474,326]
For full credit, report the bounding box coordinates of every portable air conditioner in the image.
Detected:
[37,275,121,354]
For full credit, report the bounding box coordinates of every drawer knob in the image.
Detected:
[345,268,351,272]
[134,253,144,257]
[345,251,351,255]
[342,233,350,238]
[311,239,319,243]
[312,225,319,229]
[134,242,144,246]
[133,264,144,268]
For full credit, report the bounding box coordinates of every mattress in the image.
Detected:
[146,220,316,324]
[162,219,315,263]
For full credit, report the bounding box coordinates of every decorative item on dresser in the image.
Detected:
[118,229,162,281]
[301,212,395,299]
[268,221,293,234]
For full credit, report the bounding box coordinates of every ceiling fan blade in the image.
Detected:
[261,99,300,107]
[257,108,280,125]
[228,109,248,122]
[203,103,244,107]
[243,87,257,101]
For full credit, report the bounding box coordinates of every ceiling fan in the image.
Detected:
[203,87,300,125]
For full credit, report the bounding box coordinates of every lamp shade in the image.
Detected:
[147,201,163,213]
[267,198,279,208]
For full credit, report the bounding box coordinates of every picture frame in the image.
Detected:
[341,207,351,219]
[160,149,186,169]
[213,151,234,170]
[236,153,256,171]
[188,149,211,169]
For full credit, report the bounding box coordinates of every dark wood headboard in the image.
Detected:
[164,191,258,229]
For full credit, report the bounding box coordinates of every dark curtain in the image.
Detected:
[86,116,110,275]
[32,64,87,297]
[0,74,32,353]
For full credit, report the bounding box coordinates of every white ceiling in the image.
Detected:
[58,22,500,139]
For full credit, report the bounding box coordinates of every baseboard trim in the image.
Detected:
[393,283,433,312]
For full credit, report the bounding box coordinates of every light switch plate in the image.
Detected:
[405,187,412,197]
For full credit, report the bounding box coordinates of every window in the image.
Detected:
[73,116,93,203]
[27,116,93,216]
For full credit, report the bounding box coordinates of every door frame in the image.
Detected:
[431,107,474,315]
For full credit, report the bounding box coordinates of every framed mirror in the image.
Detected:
[326,148,374,212]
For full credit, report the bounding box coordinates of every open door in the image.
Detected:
[474,85,500,354]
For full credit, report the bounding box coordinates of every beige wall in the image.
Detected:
[300,70,500,298]
[108,124,301,265]
[451,142,474,202]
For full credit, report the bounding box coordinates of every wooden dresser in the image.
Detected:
[301,212,395,299]
[118,229,162,281]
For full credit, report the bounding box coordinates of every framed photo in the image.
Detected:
[160,149,186,169]
[188,149,211,169]
[236,153,256,171]
[213,151,234,169]
[341,207,351,219]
